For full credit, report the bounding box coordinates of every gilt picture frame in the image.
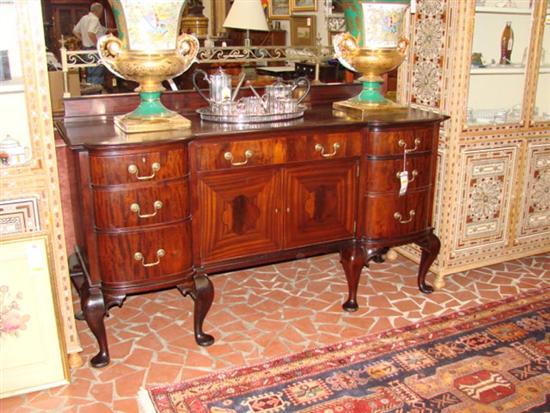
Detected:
[290,15,316,47]
[269,0,290,19]
[290,0,316,12]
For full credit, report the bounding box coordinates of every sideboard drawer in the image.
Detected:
[363,189,431,239]
[287,131,362,162]
[366,127,436,157]
[192,137,287,171]
[365,154,433,193]
[96,221,193,286]
[90,147,187,185]
[93,179,189,230]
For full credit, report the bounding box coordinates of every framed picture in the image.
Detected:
[290,0,317,12]
[269,0,290,19]
[290,15,316,46]
[0,236,69,398]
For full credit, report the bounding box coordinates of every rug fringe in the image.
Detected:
[137,388,157,413]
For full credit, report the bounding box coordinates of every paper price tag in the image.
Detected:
[399,171,409,196]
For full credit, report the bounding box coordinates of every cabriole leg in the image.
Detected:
[81,283,110,368]
[179,274,215,347]
[340,243,366,312]
[415,232,441,294]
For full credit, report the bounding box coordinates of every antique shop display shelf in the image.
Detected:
[397,0,550,282]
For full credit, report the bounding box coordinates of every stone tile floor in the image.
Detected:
[2,252,549,412]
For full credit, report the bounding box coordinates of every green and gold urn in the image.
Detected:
[98,0,199,133]
[333,0,410,117]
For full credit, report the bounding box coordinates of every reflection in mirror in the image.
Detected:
[42,0,361,103]
[0,0,32,168]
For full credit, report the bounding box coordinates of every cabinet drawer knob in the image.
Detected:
[395,169,418,182]
[127,162,161,180]
[133,249,165,267]
[315,142,341,158]
[224,149,254,166]
[130,200,163,218]
[398,138,421,153]
[393,209,416,224]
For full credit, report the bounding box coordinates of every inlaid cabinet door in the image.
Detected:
[196,168,283,263]
[284,160,356,249]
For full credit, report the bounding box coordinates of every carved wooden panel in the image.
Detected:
[196,168,282,263]
[453,144,519,253]
[517,141,550,241]
[284,160,356,249]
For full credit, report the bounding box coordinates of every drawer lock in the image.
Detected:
[127,162,161,180]
[393,209,416,224]
[134,249,165,267]
[224,149,254,166]
[315,142,341,158]
[130,200,163,218]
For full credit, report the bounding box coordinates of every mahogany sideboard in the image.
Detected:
[57,85,448,367]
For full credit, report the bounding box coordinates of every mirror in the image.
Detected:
[41,0,351,100]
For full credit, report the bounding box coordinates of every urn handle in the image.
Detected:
[97,34,126,79]
[397,37,409,55]
[333,32,360,72]
[176,33,200,69]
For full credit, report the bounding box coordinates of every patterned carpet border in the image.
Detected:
[147,287,550,412]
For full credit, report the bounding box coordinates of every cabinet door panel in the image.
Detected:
[285,160,356,248]
[197,168,282,263]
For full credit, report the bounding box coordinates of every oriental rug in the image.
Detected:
[143,289,550,413]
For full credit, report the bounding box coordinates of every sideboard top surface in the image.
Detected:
[58,104,448,149]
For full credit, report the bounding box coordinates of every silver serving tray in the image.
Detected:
[197,105,307,124]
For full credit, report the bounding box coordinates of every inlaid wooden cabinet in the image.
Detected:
[60,102,446,367]
[398,0,550,281]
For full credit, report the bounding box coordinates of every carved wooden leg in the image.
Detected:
[415,232,441,294]
[180,274,215,347]
[340,243,366,312]
[68,253,86,321]
[433,274,446,290]
[80,283,110,368]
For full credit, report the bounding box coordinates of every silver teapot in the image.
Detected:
[193,67,245,104]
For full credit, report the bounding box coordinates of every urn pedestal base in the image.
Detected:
[114,113,192,133]
[333,99,406,120]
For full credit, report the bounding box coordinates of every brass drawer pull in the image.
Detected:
[130,200,163,218]
[395,169,418,182]
[133,249,165,267]
[315,142,341,158]
[398,138,421,153]
[394,209,416,224]
[127,162,161,180]
[224,149,253,166]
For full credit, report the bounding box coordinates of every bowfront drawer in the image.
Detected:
[287,131,361,162]
[366,126,436,157]
[363,188,431,239]
[365,154,433,193]
[192,137,287,171]
[93,179,189,230]
[90,147,187,185]
[96,221,193,286]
